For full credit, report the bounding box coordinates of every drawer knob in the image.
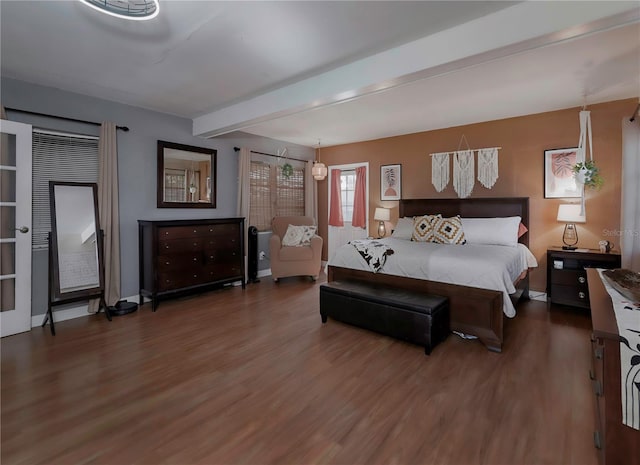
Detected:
[165,245,169,249]
[578,276,586,284]
[193,274,197,278]
[578,291,586,299]
[165,261,170,265]
[193,257,197,261]
[193,242,197,246]
[193,229,197,233]
[165,231,169,235]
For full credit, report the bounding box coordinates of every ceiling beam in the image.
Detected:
[193,1,639,140]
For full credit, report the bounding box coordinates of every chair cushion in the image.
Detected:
[279,244,314,261]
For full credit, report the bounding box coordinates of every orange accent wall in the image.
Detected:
[317,98,635,292]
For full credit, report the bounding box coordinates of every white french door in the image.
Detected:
[1,119,32,337]
[327,163,369,260]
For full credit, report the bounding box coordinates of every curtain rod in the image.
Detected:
[630,102,640,122]
[5,107,129,131]
[233,146,308,163]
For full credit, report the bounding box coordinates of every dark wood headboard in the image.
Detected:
[399,197,529,246]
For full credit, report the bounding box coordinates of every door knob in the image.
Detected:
[15,226,29,234]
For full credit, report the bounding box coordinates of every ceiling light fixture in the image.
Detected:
[78,0,160,21]
[312,139,327,181]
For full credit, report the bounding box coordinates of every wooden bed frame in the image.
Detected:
[327,197,530,352]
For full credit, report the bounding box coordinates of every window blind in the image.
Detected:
[276,166,305,217]
[249,161,305,231]
[32,130,99,248]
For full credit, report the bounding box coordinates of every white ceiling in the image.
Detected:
[2,1,639,148]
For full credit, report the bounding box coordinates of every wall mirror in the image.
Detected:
[49,181,104,302]
[157,140,217,208]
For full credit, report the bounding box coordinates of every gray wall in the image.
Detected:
[2,78,313,315]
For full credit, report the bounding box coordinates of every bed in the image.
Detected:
[327,197,534,352]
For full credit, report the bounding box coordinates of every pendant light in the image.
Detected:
[312,139,327,181]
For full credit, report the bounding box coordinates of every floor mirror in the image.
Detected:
[43,181,111,334]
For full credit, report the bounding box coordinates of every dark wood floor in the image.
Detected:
[2,275,598,465]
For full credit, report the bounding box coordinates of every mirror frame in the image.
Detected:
[49,181,105,303]
[157,140,217,208]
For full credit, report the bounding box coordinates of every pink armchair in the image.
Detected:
[269,216,323,281]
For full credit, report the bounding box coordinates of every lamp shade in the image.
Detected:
[312,162,327,181]
[557,204,586,223]
[374,208,390,221]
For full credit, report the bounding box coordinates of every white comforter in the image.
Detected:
[327,238,538,317]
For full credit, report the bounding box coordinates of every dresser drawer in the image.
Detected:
[157,253,202,271]
[157,269,209,291]
[203,248,241,263]
[206,223,240,236]
[550,284,589,308]
[203,263,243,280]
[202,234,240,249]
[159,238,203,253]
[550,269,588,286]
[158,226,204,240]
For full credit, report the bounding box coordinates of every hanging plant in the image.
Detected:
[281,162,293,178]
[573,160,603,189]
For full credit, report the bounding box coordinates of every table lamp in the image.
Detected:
[557,204,586,250]
[374,208,390,238]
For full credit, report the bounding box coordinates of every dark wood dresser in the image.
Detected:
[547,248,621,309]
[138,218,245,310]
[586,268,639,465]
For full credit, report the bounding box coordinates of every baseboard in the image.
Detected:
[257,268,272,278]
[529,291,547,302]
[31,293,140,327]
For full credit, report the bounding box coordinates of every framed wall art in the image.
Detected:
[381,164,401,200]
[544,148,580,198]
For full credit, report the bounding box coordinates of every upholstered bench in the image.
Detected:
[320,280,449,355]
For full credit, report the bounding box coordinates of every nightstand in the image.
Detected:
[546,248,621,309]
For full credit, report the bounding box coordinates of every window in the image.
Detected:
[32,130,99,248]
[340,170,356,222]
[164,168,186,202]
[249,161,305,231]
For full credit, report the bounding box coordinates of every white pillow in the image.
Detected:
[391,217,414,240]
[460,216,521,247]
[282,224,316,247]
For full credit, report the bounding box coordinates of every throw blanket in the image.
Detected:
[349,240,394,273]
[598,269,640,430]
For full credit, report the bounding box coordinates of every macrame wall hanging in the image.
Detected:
[477,147,499,188]
[453,150,475,199]
[429,134,501,199]
[431,152,450,192]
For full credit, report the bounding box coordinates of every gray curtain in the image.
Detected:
[90,122,121,309]
[621,117,640,271]
[237,147,250,280]
[304,159,317,223]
